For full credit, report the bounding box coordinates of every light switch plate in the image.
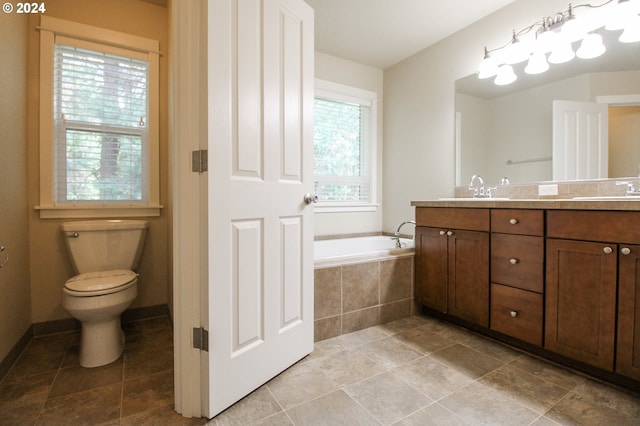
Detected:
[538,184,558,196]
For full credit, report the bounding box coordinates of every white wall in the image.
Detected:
[382,0,566,233]
[314,52,384,236]
[0,12,31,363]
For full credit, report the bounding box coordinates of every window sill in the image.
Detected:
[35,204,163,219]
[314,203,378,213]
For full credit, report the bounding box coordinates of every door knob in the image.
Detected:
[303,193,318,205]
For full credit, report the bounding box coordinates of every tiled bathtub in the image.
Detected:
[314,236,415,341]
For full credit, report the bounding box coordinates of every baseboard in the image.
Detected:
[1,304,170,382]
[0,325,33,381]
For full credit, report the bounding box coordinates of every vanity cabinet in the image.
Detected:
[490,209,544,346]
[415,208,489,327]
[546,210,640,372]
[617,244,640,381]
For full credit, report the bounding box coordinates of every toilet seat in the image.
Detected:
[64,269,137,297]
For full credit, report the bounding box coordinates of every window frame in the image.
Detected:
[36,16,161,218]
[314,79,378,213]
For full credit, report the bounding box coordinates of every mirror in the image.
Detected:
[455,29,640,185]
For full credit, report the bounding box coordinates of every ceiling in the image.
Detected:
[304,0,516,69]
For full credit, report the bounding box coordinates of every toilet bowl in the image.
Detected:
[60,220,149,368]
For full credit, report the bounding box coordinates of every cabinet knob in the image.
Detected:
[509,310,518,318]
[603,246,613,254]
[622,247,631,255]
[446,231,453,236]
[439,230,446,236]
[509,258,519,265]
[509,218,518,225]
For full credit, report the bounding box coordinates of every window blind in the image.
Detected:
[313,97,370,203]
[53,43,148,202]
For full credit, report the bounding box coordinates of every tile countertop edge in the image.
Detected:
[411,199,640,211]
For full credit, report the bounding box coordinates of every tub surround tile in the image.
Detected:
[314,315,342,341]
[342,262,379,312]
[380,299,413,324]
[379,257,412,303]
[314,267,342,319]
[314,255,415,342]
[342,306,380,334]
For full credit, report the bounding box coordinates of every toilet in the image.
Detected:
[61,219,149,368]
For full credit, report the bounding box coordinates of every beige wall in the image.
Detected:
[382,0,564,233]
[26,0,170,323]
[0,13,31,362]
[314,52,384,236]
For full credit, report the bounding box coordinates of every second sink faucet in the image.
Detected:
[468,174,489,198]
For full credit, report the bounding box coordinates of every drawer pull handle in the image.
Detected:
[510,310,518,318]
[439,230,446,236]
[603,246,613,254]
[509,218,518,225]
[622,247,631,255]
[509,258,519,265]
[446,231,453,236]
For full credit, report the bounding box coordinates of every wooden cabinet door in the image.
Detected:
[415,227,448,313]
[617,244,640,380]
[448,229,489,327]
[545,239,617,371]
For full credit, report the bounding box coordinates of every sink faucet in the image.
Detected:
[616,180,640,196]
[468,174,490,198]
[393,220,416,248]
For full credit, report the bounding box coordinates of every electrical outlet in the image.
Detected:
[538,184,558,196]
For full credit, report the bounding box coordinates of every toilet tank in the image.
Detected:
[61,220,150,274]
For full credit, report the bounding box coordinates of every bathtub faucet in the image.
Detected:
[393,220,416,248]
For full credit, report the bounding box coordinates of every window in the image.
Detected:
[37,16,160,218]
[314,79,377,212]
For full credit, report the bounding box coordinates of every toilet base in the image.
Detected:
[79,316,126,368]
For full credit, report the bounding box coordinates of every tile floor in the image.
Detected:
[2,314,640,425]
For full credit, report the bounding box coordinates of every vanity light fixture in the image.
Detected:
[477,0,640,85]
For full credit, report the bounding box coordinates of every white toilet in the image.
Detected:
[61,219,149,368]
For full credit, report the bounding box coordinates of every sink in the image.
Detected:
[572,196,640,201]
[438,197,510,201]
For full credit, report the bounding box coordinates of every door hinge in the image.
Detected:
[191,149,208,173]
[192,327,209,352]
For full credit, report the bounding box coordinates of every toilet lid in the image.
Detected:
[65,269,137,293]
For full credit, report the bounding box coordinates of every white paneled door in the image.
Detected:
[206,0,314,418]
[552,100,608,181]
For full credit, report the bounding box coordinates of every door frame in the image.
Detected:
[169,0,207,418]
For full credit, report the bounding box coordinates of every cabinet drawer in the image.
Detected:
[416,208,489,231]
[491,234,543,293]
[547,210,640,244]
[491,209,543,236]
[491,283,543,346]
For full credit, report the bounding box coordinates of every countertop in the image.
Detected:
[411,199,640,211]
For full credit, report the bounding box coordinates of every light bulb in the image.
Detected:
[504,39,531,65]
[606,0,640,30]
[577,33,606,59]
[620,15,640,43]
[477,50,499,79]
[548,39,575,64]
[494,64,517,86]
[525,51,550,74]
